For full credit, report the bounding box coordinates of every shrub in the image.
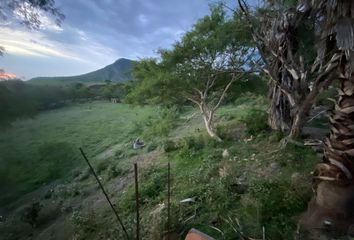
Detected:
[131,107,179,140]
[95,160,109,174]
[20,202,42,228]
[163,140,179,152]
[179,135,204,150]
[249,179,311,239]
[106,165,126,180]
[240,109,268,135]
[53,184,80,199]
[70,209,98,239]
[146,142,158,152]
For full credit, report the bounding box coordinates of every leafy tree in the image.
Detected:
[129,5,256,140]
[125,59,175,105]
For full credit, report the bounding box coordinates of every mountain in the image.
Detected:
[29,58,135,85]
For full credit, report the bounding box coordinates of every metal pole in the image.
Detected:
[167,162,171,240]
[134,163,140,240]
[79,148,130,240]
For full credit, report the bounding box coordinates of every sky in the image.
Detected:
[0,0,244,80]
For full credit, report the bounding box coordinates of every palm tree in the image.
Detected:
[302,0,354,235]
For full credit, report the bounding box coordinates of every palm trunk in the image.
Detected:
[302,60,354,233]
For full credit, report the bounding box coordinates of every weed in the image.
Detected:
[20,202,42,228]
[249,179,312,239]
[70,209,98,239]
[240,109,268,135]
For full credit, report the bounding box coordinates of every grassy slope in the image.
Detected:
[0,97,326,240]
[0,102,158,205]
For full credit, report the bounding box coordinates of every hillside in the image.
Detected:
[29,58,134,85]
[0,97,327,239]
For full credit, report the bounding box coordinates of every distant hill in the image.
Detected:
[29,58,135,85]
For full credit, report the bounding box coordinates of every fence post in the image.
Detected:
[134,163,140,240]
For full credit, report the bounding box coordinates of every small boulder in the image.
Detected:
[222,149,230,158]
[270,162,279,172]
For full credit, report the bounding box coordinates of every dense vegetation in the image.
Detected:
[0,80,126,126]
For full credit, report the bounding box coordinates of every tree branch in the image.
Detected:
[212,73,240,112]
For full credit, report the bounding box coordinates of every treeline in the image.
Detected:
[0,80,125,126]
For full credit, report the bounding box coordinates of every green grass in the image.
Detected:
[1,96,323,240]
[0,101,158,205]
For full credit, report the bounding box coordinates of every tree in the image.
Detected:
[238,0,339,139]
[0,0,64,55]
[302,0,354,234]
[165,6,258,140]
[129,6,255,140]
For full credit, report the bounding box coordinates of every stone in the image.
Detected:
[222,149,230,158]
[270,162,278,172]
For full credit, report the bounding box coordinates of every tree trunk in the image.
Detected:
[302,60,354,234]
[289,87,320,139]
[268,86,292,131]
[202,114,221,141]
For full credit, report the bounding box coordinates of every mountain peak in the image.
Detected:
[114,58,131,64]
[29,58,135,85]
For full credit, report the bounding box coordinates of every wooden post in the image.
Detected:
[134,163,140,240]
[167,162,171,239]
[79,148,130,240]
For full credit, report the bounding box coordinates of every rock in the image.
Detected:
[230,126,246,140]
[291,172,304,184]
[222,149,230,158]
[270,162,278,172]
[133,138,145,149]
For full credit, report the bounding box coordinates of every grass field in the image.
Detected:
[0,101,159,205]
[0,97,326,240]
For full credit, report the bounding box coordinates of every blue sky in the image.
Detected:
[0,0,257,80]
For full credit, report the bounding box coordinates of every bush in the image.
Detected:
[20,202,42,228]
[53,184,80,199]
[131,107,179,140]
[179,135,205,151]
[146,142,158,152]
[240,109,268,135]
[163,140,179,152]
[106,165,126,180]
[95,160,109,174]
[234,93,267,107]
[70,209,98,239]
[249,179,311,239]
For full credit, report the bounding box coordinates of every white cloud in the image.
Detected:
[0,26,118,68]
[0,27,81,60]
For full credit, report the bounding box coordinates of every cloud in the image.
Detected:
[2,0,222,78]
[0,25,118,69]
[0,27,81,60]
